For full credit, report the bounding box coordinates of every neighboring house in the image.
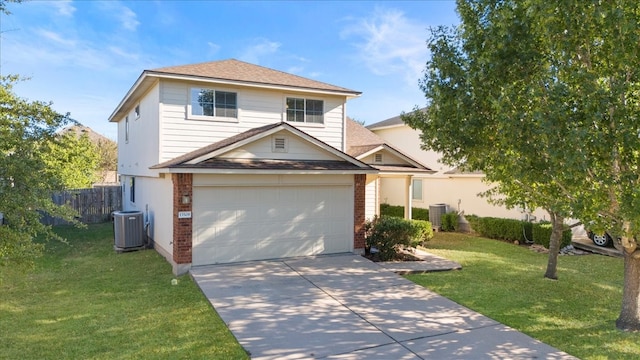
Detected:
[345,119,434,219]
[108,59,429,275]
[367,113,548,222]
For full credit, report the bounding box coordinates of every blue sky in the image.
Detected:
[1,1,459,140]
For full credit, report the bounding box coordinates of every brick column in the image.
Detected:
[172,173,193,267]
[353,174,366,252]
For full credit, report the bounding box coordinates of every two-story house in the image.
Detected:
[109,59,430,275]
[367,113,548,222]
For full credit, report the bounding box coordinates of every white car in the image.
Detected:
[587,230,624,251]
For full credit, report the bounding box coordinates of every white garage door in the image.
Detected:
[192,185,352,265]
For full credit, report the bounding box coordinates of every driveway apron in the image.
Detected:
[191,254,577,360]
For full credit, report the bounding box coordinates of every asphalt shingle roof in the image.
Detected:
[151,59,361,95]
[171,159,363,171]
[366,108,427,130]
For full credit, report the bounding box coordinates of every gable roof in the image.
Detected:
[345,118,433,173]
[366,108,427,131]
[152,59,360,95]
[109,59,361,123]
[151,122,375,174]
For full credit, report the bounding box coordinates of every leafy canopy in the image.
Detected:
[0,76,80,268]
[404,0,640,240]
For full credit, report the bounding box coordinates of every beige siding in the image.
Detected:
[380,175,548,221]
[121,175,174,259]
[118,83,161,177]
[364,175,378,220]
[219,130,338,161]
[158,81,347,162]
[372,126,451,173]
[361,150,409,166]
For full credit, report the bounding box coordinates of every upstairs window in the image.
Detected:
[286,97,324,124]
[190,88,237,119]
[134,105,140,119]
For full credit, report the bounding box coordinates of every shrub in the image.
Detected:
[380,203,429,221]
[380,203,404,218]
[466,215,532,243]
[411,219,434,245]
[412,208,430,221]
[440,212,459,232]
[365,216,433,261]
[532,223,572,248]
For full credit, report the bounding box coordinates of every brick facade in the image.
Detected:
[172,173,193,264]
[353,174,366,250]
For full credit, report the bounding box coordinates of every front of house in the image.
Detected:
[367,113,548,222]
[109,59,429,275]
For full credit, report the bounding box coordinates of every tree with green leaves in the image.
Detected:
[0,76,79,268]
[404,0,640,331]
[95,137,118,183]
[43,132,100,189]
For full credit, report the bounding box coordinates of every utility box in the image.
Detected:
[429,204,448,230]
[113,210,144,251]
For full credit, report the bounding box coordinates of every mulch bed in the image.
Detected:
[363,249,423,262]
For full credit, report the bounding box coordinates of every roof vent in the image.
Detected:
[272,136,288,153]
[374,153,383,163]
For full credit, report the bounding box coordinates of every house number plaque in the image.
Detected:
[178,211,192,219]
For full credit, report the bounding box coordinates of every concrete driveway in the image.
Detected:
[191,254,576,360]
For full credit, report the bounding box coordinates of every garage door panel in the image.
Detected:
[192,185,352,265]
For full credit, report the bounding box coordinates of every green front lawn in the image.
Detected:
[407,232,639,360]
[0,223,248,359]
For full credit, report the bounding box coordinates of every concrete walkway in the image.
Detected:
[191,253,577,360]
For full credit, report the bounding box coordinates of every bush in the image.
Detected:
[380,203,404,218]
[380,203,430,221]
[412,208,430,221]
[532,223,572,248]
[411,219,434,245]
[466,215,532,243]
[440,212,459,232]
[365,216,433,261]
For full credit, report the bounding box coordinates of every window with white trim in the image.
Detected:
[190,88,237,119]
[125,116,129,143]
[412,179,423,201]
[286,97,324,124]
[134,105,140,119]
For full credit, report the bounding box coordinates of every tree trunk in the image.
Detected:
[616,249,640,331]
[544,211,564,280]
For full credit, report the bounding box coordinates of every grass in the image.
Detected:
[0,223,248,360]
[407,232,640,360]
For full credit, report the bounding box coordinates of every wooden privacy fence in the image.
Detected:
[42,186,122,225]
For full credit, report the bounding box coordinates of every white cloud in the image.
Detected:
[97,1,140,32]
[37,29,77,46]
[239,38,281,64]
[120,6,140,31]
[341,7,428,86]
[50,0,76,17]
[108,46,140,62]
